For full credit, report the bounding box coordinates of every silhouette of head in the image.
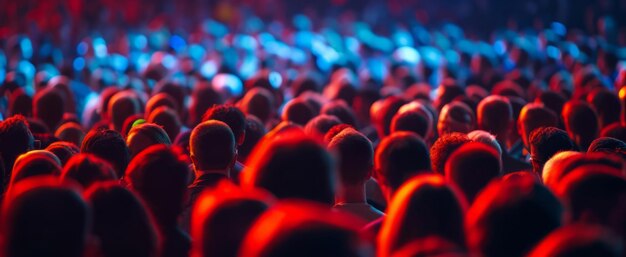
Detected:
[81,129,130,178]
[62,154,117,189]
[190,120,236,171]
[445,142,502,204]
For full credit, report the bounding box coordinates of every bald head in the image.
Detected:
[190,120,236,171]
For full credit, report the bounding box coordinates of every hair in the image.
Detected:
[0,115,34,183]
[239,87,274,124]
[33,87,65,131]
[587,88,620,129]
[239,115,267,164]
[55,122,85,147]
[542,151,581,186]
[390,236,467,257]
[535,91,566,119]
[81,128,130,178]
[430,133,471,175]
[202,105,246,145]
[85,182,159,257]
[321,100,358,127]
[190,120,236,170]
[477,95,512,139]
[391,110,430,139]
[328,129,374,185]
[8,88,32,117]
[587,137,626,158]
[10,150,62,186]
[125,144,190,229]
[145,92,178,118]
[600,123,626,142]
[61,154,117,189]
[243,131,335,204]
[127,123,172,158]
[467,130,502,157]
[2,178,89,257]
[378,175,466,257]
[45,141,80,166]
[438,101,475,135]
[445,142,502,204]
[147,106,182,143]
[436,80,465,110]
[466,174,563,257]
[529,127,576,175]
[189,82,224,127]
[375,132,431,193]
[527,225,622,257]
[374,96,407,138]
[304,115,342,140]
[281,98,316,126]
[562,101,600,151]
[191,184,272,257]
[107,91,142,132]
[239,201,370,257]
[518,103,559,148]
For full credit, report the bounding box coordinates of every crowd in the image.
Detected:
[0,2,625,257]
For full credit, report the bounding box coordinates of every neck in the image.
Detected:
[335,183,367,204]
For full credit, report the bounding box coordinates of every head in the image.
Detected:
[477,95,512,141]
[239,201,373,257]
[328,129,374,187]
[126,123,172,158]
[466,175,563,257]
[562,101,600,151]
[467,130,502,157]
[239,87,274,124]
[190,120,237,172]
[372,96,407,139]
[601,123,626,142]
[33,87,65,131]
[84,182,159,257]
[588,137,626,158]
[107,91,142,132]
[202,105,246,146]
[239,116,267,164]
[81,129,130,178]
[518,103,559,148]
[281,98,316,126]
[45,141,80,166]
[587,88,620,129]
[430,133,471,175]
[191,184,273,257]
[10,150,62,186]
[542,151,582,186]
[445,142,502,204]
[321,100,358,128]
[391,110,431,141]
[437,102,475,135]
[145,92,178,119]
[528,225,622,257]
[0,115,34,181]
[55,122,85,147]
[529,127,576,175]
[304,115,342,141]
[375,132,431,199]
[243,131,335,204]
[378,174,467,257]
[125,144,190,228]
[62,154,117,189]
[189,82,224,127]
[147,106,182,143]
[2,178,89,257]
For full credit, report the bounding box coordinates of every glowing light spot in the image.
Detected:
[169,35,186,52]
[493,40,507,56]
[212,73,243,96]
[551,22,566,36]
[77,42,88,55]
[269,71,282,89]
[93,37,108,58]
[73,57,85,70]
[393,46,421,65]
[20,37,33,59]
[200,61,218,78]
[162,54,177,69]
[547,45,561,59]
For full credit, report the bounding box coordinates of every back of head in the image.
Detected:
[328,129,373,186]
[190,120,236,171]
[587,88,620,129]
[147,106,182,142]
[55,122,85,147]
[145,92,178,119]
[281,98,316,126]
[304,115,342,141]
[466,175,563,257]
[189,83,223,127]
[2,178,88,257]
[535,91,567,119]
[202,105,246,145]
[601,123,626,142]
[375,132,431,194]
[588,137,626,153]
[45,141,80,166]
[0,115,34,180]
[321,100,357,127]
[562,101,599,150]
[33,87,65,131]
[529,127,576,175]
[239,116,267,164]
[467,130,502,157]
[542,151,582,186]
[81,128,130,178]
[240,87,274,124]
[191,184,272,257]
[243,131,335,204]
[445,142,502,203]
[85,182,158,257]
[107,91,141,132]
[430,133,471,175]
[126,123,172,158]
[379,175,466,257]
[10,150,62,186]
[391,110,430,140]
[374,96,406,138]
[125,144,190,228]
[477,95,512,139]
[438,102,475,135]
[62,154,117,189]
[519,103,559,147]
[239,201,373,257]
[528,225,622,257]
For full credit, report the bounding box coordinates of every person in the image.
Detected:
[201,105,247,181]
[2,177,90,257]
[126,123,172,158]
[239,87,274,126]
[0,115,34,187]
[188,82,223,127]
[189,120,237,191]
[437,101,475,135]
[125,144,191,257]
[390,110,431,142]
[466,174,563,257]
[243,129,335,204]
[430,133,471,175]
[328,128,384,223]
[321,100,358,128]
[54,122,85,147]
[372,96,407,141]
[528,127,576,175]
[191,183,273,257]
[239,201,373,257]
[239,116,267,164]
[476,95,530,173]
[517,103,559,158]
[45,141,80,166]
[304,114,342,141]
[9,150,62,187]
[85,182,159,257]
[527,225,622,257]
[147,106,183,143]
[107,90,142,132]
[281,98,316,126]
[587,88,620,129]
[81,128,130,179]
[378,174,466,257]
[61,154,117,189]
[445,142,502,204]
[561,101,600,151]
[33,87,65,131]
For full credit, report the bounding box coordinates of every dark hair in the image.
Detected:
[54,122,85,147]
[190,120,236,170]
[328,129,373,185]
[85,182,159,257]
[145,92,178,118]
[189,82,224,127]
[588,137,626,155]
[147,106,182,143]
[45,141,80,166]
[528,225,622,257]
[438,101,475,135]
[321,100,357,127]
[304,115,342,140]
[562,101,599,151]
[529,127,575,175]
[62,154,117,189]
[239,116,267,164]
[202,105,246,145]
[466,174,563,257]
[81,129,130,178]
[430,133,471,175]
[375,132,431,192]
[518,104,559,147]
[33,87,65,131]
[127,123,172,157]
[0,115,34,183]
[107,91,142,132]
[10,150,62,186]
[391,110,430,139]
[477,95,512,138]
[374,96,406,138]
[587,88,620,129]
[600,123,626,142]
[240,87,274,124]
[281,98,316,126]
[445,142,502,204]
